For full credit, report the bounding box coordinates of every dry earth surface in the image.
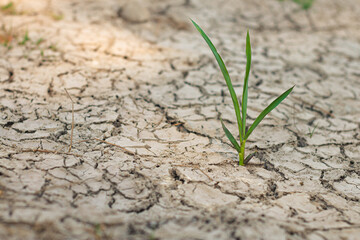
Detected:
[0,0,360,239]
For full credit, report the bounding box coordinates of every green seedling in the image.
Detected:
[192,20,294,165]
[1,2,13,10]
[94,224,103,237]
[1,2,17,15]
[307,123,318,138]
[36,38,45,46]
[279,0,314,10]
[49,44,57,51]
[19,31,30,45]
[292,0,314,10]
[52,14,64,21]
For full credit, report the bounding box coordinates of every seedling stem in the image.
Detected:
[239,140,246,166]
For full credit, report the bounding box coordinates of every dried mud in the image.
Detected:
[0,0,359,239]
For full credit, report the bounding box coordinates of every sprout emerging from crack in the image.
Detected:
[191,20,294,166]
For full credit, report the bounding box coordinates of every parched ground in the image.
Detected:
[0,0,360,239]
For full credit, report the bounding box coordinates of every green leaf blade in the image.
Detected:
[191,19,243,141]
[245,86,294,140]
[244,152,256,165]
[241,30,251,138]
[221,119,241,153]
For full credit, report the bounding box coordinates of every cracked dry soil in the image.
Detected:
[0,0,360,239]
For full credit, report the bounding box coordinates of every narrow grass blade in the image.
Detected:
[191,19,243,141]
[245,86,294,140]
[244,152,256,165]
[241,30,251,138]
[221,119,241,153]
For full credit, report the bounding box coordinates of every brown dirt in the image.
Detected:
[0,0,359,239]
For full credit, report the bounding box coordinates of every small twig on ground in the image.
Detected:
[93,138,135,155]
[64,88,74,153]
[22,148,82,157]
[173,164,214,182]
[153,110,166,128]
[76,138,135,156]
